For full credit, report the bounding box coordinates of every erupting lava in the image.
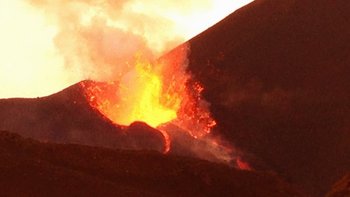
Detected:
[85,56,182,128]
[83,46,218,154]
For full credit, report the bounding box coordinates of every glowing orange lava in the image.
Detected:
[85,56,181,128]
[83,46,216,138]
[82,46,218,155]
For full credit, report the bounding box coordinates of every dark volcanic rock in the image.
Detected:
[326,173,350,197]
[0,130,303,197]
[165,0,350,196]
[160,123,236,164]
[0,81,166,152]
[125,121,165,151]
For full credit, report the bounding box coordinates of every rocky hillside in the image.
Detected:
[0,130,302,197]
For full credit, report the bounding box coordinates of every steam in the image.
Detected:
[0,0,252,98]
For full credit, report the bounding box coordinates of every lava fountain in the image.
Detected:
[82,45,219,157]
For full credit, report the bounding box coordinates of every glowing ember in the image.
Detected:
[237,157,252,170]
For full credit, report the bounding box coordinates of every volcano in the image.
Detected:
[1,0,350,196]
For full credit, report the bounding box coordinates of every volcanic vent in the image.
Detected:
[81,44,238,164]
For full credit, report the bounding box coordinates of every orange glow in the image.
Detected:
[85,55,182,128]
[83,46,216,133]
[125,59,178,127]
[82,45,218,153]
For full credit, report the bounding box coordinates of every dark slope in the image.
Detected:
[0,130,302,197]
[170,0,350,196]
[0,81,165,152]
[326,173,350,197]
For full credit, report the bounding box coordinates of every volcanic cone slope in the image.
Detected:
[0,81,166,152]
[169,0,350,196]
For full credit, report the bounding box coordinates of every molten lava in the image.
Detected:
[83,46,217,141]
[85,56,181,128]
[82,45,220,156]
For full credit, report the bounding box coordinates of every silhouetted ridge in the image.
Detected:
[164,0,350,196]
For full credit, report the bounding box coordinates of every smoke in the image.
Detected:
[26,0,248,81]
[0,0,253,98]
[0,0,69,98]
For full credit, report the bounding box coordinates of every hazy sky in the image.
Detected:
[0,0,253,98]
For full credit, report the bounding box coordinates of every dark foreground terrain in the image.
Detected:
[326,174,350,197]
[0,130,301,197]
